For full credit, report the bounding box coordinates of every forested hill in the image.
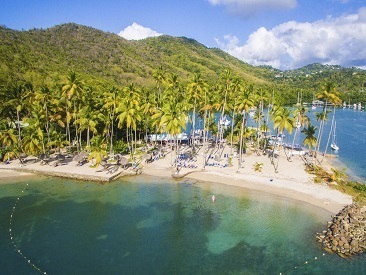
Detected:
[0,23,270,88]
[1,23,366,105]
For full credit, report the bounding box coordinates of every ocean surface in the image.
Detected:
[1,175,366,274]
[0,108,365,274]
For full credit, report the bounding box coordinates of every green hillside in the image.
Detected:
[0,23,269,88]
[0,23,365,105]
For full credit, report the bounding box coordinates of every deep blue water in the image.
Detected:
[1,176,366,274]
[263,108,365,182]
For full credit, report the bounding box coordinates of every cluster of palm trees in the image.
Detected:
[0,67,341,170]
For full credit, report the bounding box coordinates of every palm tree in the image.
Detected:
[140,88,156,150]
[217,69,232,147]
[152,66,166,108]
[271,106,294,172]
[116,83,141,159]
[301,124,318,165]
[289,95,310,160]
[87,135,108,167]
[187,73,207,151]
[254,87,269,151]
[160,99,188,165]
[34,85,53,146]
[227,76,241,155]
[3,83,31,146]
[200,85,220,168]
[103,86,120,156]
[61,70,84,145]
[236,84,255,171]
[315,82,340,155]
[48,130,69,154]
[24,103,47,154]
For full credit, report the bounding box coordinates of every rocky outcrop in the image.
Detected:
[316,204,366,257]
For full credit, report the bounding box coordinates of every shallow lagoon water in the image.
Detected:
[1,175,365,274]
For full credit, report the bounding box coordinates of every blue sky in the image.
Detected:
[1,0,366,70]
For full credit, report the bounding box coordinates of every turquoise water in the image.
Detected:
[1,175,366,274]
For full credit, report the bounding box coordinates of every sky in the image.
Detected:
[1,0,366,70]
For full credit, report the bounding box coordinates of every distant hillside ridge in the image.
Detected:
[0,23,365,105]
[0,23,270,88]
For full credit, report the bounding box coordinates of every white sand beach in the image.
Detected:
[0,145,352,214]
[143,145,352,214]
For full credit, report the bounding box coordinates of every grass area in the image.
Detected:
[307,165,366,205]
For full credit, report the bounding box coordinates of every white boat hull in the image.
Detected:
[331,143,339,151]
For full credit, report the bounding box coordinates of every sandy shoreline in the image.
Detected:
[0,146,352,214]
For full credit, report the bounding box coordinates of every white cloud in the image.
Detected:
[208,0,297,17]
[118,23,162,40]
[216,7,366,70]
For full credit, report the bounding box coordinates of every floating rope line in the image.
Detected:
[279,252,326,274]
[9,183,47,274]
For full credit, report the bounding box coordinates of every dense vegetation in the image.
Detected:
[1,23,366,106]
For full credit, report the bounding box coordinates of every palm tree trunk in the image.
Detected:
[110,112,114,156]
[237,112,246,172]
[320,106,336,163]
[87,127,90,147]
[230,108,235,155]
[191,101,196,151]
[16,109,21,145]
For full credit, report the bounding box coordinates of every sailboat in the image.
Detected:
[331,121,339,151]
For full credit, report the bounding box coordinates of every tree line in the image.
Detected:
[0,67,342,171]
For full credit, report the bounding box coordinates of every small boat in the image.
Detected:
[331,121,339,151]
[219,116,231,126]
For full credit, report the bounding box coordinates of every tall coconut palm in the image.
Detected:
[301,124,318,166]
[116,83,141,159]
[24,103,47,154]
[61,70,84,145]
[140,88,156,151]
[271,106,294,172]
[152,66,166,108]
[217,69,232,147]
[3,83,31,146]
[34,85,53,146]
[103,86,120,156]
[236,84,255,171]
[88,135,108,167]
[314,82,340,155]
[227,76,241,155]
[187,73,207,151]
[160,99,188,165]
[288,92,310,160]
[254,87,269,151]
[200,85,220,168]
